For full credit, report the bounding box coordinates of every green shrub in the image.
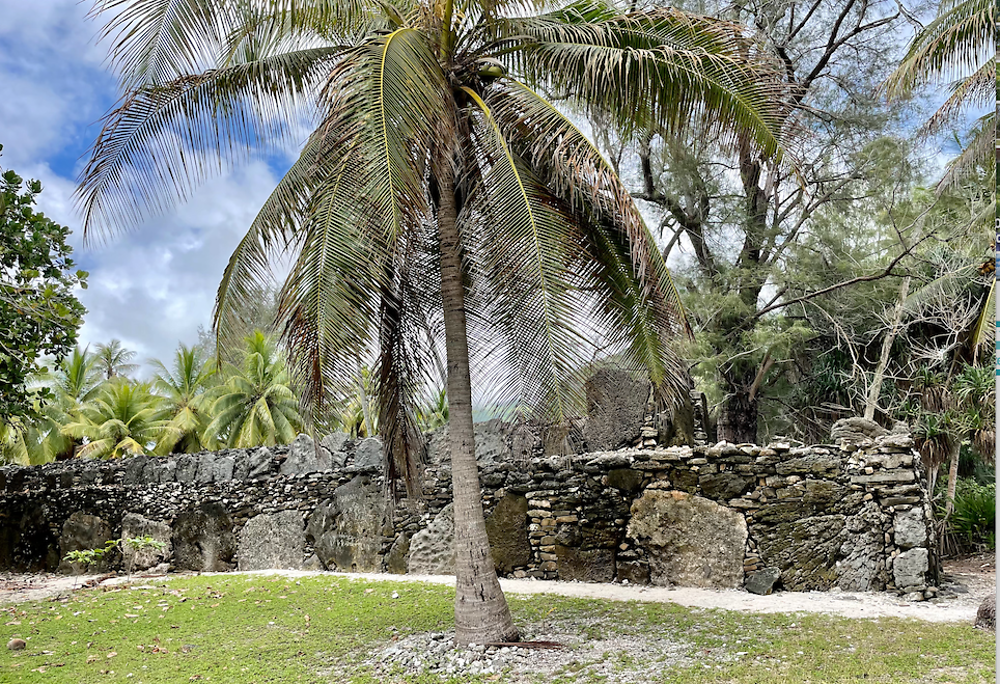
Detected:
[940,479,996,552]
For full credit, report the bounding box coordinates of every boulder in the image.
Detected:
[975,594,995,631]
[171,502,236,572]
[836,502,890,592]
[426,422,512,464]
[554,546,615,582]
[892,547,929,591]
[831,417,888,443]
[212,455,235,482]
[582,367,649,450]
[280,434,333,476]
[195,453,215,484]
[353,438,383,470]
[175,454,198,484]
[321,433,351,468]
[58,512,114,574]
[607,468,645,495]
[746,567,781,595]
[485,493,531,573]
[238,510,305,571]
[386,534,410,574]
[246,447,274,479]
[616,560,650,585]
[628,490,747,589]
[121,513,172,571]
[307,476,387,572]
[893,508,927,550]
[510,424,537,465]
[699,472,752,500]
[408,504,455,575]
[542,420,586,456]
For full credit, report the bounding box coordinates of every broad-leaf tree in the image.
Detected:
[0,149,88,421]
[78,0,785,644]
[203,331,302,448]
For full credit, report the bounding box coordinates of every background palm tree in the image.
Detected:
[61,379,169,459]
[33,346,104,461]
[152,343,217,453]
[94,339,139,380]
[78,0,786,644]
[203,331,302,448]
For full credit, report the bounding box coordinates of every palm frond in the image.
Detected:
[76,46,340,238]
[495,3,788,157]
[882,0,993,99]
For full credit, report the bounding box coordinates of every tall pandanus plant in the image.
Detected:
[76,0,788,644]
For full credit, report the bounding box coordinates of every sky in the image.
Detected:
[0,0,984,378]
[0,0,291,376]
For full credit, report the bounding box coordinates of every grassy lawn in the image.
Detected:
[0,574,993,683]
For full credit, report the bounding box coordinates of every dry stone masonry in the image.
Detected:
[0,423,937,598]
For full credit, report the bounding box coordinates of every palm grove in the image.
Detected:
[0,0,992,645]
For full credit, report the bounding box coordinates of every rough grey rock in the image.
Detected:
[171,502,236,572]
[831,417,888,443]
[607,468,645,495]
[628,490,747,589]
[302,554,324,572]
[745,567,781,595]
[698,472,752,500]
[555,546,615,582]
[212,456,235,482]
[975,594,995,631]
[836,502,889,592]
[246,447,273,479]
[582,367,649,451]
[510,424,536,465]
[307,476,387,572]
[386,534,410,574]
[353,438,383,470]
[892,547,929,590]
[121,513,171,571]
[427,422,512,465]
[195,453,215,484]
[485,493,531,573]
[408,504,455,575]
[321,433,351,468]
[542,420,586,456]
[280,434,333,476]
[59,512,113,574]
[616,560,650,585]
[238,510,305,571]
[893,508,927,550]
[175,454,198,484]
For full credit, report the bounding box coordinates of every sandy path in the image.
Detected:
[4,564,992,624]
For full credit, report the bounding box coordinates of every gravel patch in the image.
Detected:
[365,626,705,683]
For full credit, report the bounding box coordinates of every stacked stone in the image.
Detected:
[0,429,935,599]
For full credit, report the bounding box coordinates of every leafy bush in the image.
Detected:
[939,479,996,552]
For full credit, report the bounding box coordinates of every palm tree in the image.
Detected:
[883,0,994,192]
[94,339,139,380]
[77,0,786,644]
[151,343,217,454]
[33,346,104,461]
[203,331,302,448]
[61,380,170,459]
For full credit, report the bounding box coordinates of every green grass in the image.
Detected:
[0,575,993,683]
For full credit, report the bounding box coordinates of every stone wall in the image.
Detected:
[0,428,937,598]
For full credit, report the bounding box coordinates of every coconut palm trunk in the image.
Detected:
[437,167,518,644]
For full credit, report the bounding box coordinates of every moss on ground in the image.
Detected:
[0,575,993,683]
